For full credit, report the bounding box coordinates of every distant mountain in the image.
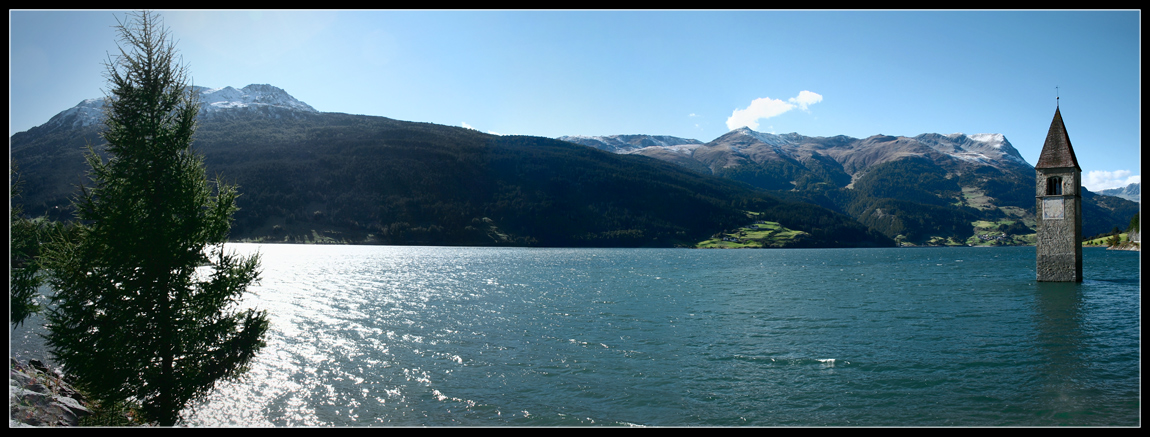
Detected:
[560,127,1138,244]
[28,84,315,138]
[669,127,1031,183]
[556,134,704,154]
[38,98,106,132]
[1099,182,1140,203]
[557,134,712,174]
[195,84,317,113]
[10,87,892,248]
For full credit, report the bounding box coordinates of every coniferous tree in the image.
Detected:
[10,165,44,329]
[42,11,269,426]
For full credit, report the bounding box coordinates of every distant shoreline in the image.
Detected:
[1108,242,1140,251]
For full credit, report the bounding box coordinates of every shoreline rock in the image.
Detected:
[1107,241,1140,251]
[9,357,92,427]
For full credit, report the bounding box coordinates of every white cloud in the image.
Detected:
[1084,170,1140,191]
[726,91,823,131]
[789,90,823,111]
[726,97,793,131]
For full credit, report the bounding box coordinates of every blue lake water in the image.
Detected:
[11,245,1140,426]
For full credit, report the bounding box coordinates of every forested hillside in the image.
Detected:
[590,130,1139,244]
[11,109,893,248]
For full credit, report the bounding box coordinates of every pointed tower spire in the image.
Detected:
[1035,107,1080,170]
[1035,105,1083,282]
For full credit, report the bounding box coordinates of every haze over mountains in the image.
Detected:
[11,85,1139,247]
[1099,183,1140,203]
[565,129,1029,179]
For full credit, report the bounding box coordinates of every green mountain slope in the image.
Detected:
[605,130,1138,245]
[11,110,893,248]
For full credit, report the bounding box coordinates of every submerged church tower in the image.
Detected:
[1035,106,1082,282]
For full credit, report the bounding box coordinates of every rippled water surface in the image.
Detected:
[13,245,1140,426]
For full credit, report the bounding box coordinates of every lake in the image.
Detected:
[11,245,1140,426]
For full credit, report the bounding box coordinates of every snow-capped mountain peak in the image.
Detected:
[40,98,107,131]
[967,132,1006,147]
[732,126,797,146]
[194,84,316,113]
[31,85,317,134]
[922,132,1028,167]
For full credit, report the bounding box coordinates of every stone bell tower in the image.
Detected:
[1035,106,1082,282]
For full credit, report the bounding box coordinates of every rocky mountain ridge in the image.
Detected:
[25,84,313,137]
[12,85,1137,247]
[557,127,1137,244]
[1099,182,1140,203]
[556,134,703,154]
[11,94,893,248]
[581,127,1033,181]
[194,84,317,113]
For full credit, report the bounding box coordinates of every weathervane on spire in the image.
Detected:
[1056,86,1059,107]
[1035,91,1082,282]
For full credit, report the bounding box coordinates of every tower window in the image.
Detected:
[1046,176,1063,195]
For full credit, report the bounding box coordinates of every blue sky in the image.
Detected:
[9,10,1141,191]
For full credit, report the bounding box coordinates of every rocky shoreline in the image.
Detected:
[9,357,92,427]
[1107,241,1140,251]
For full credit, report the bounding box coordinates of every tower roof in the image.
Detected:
[1036,107,1080,169]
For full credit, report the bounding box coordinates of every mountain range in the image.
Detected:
[563,128,1030,188]
[37,84,316,130]
[10,85,892,248]
[558,130,1138,243]
[1099,182,1140,203]
[10,85,1139,246]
